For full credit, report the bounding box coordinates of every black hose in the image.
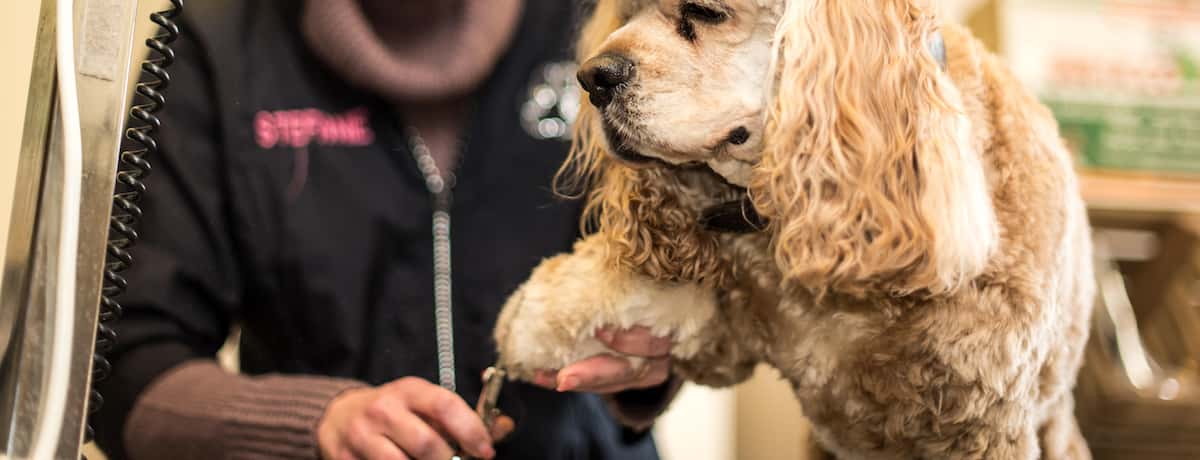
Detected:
[85,0,183,450]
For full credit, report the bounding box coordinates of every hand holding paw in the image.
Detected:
[492,236,718,386]
[531,326,673,394]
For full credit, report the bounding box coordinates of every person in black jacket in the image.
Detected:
[93,1,682,459]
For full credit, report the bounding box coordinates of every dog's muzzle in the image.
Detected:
[577,54,635,109]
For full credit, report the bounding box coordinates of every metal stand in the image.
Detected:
[0,0,141,458]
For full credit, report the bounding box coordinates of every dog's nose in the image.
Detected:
[577,54,634,108]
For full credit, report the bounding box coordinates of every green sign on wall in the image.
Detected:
[1047,95,1200,175]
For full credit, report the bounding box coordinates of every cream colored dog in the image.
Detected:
[494,0,1096,458]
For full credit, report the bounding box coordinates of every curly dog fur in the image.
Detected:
[494,1,1096,458]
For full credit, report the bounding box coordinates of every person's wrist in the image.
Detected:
[604,372,683,433]
[610,371,678,404]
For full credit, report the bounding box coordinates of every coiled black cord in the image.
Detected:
[85,0,183,447]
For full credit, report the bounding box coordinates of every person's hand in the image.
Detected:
[532,326,673,394]
[317,377,514,460]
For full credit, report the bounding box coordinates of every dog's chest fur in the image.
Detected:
[711,226,1076,458]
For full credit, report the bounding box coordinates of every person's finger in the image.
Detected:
[556,354,641,391]
[564,357,671,393]
[602,360,672,393]
[597,326,672,358]
[359,391,444,458]
[579,366,671,393]
[394,379,494,459]
[532,370,557,389]
[365,404,454,460]
[491,415,515,441]
[344,430,410,460]
[328,445,363,460]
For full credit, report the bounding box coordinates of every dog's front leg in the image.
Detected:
[494,234,720,381]
[670,292,762,388]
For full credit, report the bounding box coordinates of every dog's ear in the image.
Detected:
[750,0,998,298]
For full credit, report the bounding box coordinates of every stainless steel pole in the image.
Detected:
[1,0,140,457]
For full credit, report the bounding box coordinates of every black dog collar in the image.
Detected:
[701,194,768,233]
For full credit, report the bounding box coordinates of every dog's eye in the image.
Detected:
[677,2,728,42]
[680,2,728,24]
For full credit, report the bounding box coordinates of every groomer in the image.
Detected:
[93,0,682,459]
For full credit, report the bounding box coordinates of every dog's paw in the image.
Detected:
[493,238,718,382]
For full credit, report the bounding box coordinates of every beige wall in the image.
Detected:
[0,1,43,298]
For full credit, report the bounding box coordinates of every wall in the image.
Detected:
[0,0,43,299]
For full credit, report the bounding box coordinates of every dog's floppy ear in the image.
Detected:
[750,0,998,298]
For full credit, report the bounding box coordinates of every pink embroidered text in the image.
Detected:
[255,107,374,149]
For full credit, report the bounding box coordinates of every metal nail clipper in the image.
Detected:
[477,366,507,431]
[453,366,507,460]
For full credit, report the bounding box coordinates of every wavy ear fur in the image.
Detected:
[751,0,998,298]
[556,0,728,287]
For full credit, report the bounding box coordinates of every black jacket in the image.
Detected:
[95,1,661,458]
